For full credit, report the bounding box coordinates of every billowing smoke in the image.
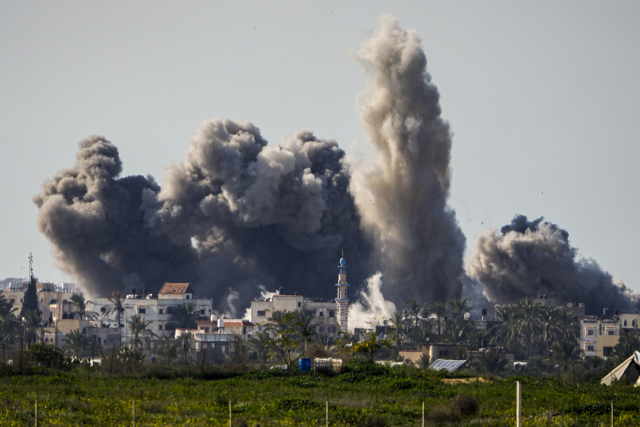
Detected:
[350,16,466,305]
[34,123,372,310]
[466,215,634,315]
[348,272,397,329]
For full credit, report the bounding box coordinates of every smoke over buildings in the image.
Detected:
[466,215,634,315]
[351,16,466,305]
[32,16,632,316]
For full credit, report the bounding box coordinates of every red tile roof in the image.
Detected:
[159,283,194,295]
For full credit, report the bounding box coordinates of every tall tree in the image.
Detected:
[63,329,92,359]
[551,339,581,372]
[168,303,203,330]
[19,277,41,322]
[104,291,126,330]
[127,315,155,350]
[70,294,98,321]
[612,330,640,365]
[405,299,424,329]
[449,299,472,321]
[512,298,543,359]
[428,301,447,338]
[262,310,314,368]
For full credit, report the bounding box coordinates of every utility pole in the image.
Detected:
[516,381,521,427]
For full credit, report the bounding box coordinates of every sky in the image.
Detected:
[1,1,640,293]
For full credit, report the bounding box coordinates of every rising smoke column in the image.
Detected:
[33,136,199,296]
[466,215,634,314]
[351,16,466,305]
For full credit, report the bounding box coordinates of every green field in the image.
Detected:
[1,360,639,427]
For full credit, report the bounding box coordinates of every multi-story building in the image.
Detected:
[3,280,81,323]
[92,282,214,342]
[248,254,350,341]
[581,311,640,358]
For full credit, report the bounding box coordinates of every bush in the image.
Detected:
[231,417,248,427]
[29,343,70,369]
[426,406,459,426]
[451,394,479,417]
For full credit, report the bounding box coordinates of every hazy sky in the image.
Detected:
[2,1,639,293]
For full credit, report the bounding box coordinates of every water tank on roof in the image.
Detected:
[217,318,224,328]
[211,314,217,322]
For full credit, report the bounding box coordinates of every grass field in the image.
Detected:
[0,361,639,426]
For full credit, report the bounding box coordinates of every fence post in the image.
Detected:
[109,344,116,378]
[516,381,521,427]
[422,401,424,427]
[611,401,614,427]
[326,401,329,427]
[133,400,135,427]
[229,400,232,426]
[35,396,37,427]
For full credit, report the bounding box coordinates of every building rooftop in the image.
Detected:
[159,283,193,295]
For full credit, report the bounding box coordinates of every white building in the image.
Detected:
[248,253,349,341]
[92,282,214,342]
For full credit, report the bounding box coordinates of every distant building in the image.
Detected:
[248,253,350,341]
[91,283,213,342]
[581,310,640,358]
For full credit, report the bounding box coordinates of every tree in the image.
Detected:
[168,303,203,330]
[539,306,576,355]
[154,336,179,365]
[19,277,39,320]
[0,292,19,344]
[249,330,272,364]
[612,330,640,365]
[551,339,581,372]
[63,329,92,359]
[476,351,507,376]
[22,309,42,345]
[405,299,424,329]
[512,298,543,359]
[127,315,155,350]
[352,329,392,360]
[261,310,314,369]
[449,299,472,321]
[444,318,474,345]
[104,291,126,329]
[70,294,98,321]
[428,301,447,338]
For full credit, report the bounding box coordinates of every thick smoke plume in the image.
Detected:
[466,215,634,315]
[351,16,466,305]
[34,124,372,309]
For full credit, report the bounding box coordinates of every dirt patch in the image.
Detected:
[441,377,490,384]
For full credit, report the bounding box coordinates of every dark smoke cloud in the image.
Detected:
[34,123,371,312]
[351,16,466,305]
[466,214,634,315]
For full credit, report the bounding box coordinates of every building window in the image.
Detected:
[586,345,595,352]
[318,326,325,333]
[607,329,616,336]
[167,307,176,314]
[298,302,301,308]
[318,311,324,317]
[624,320,628,326]
[603,347,613,357]
[243,327,247,334]
[186,295,190,300]
[329,311,335,318]
[257,310,266,317]
[138,308,146,314]
[101,307,106,313]
[158,325,163,330]
[159,309,163,314]
[204,327,209,333]
[200,309,205,315]
[587,329,595,336]
[439,350,449,358]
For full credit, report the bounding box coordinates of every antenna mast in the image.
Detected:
[28,252,34,282]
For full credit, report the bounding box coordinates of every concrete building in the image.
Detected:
[248,254,350,341]
[3,280,81,323]
[92,283,214,342]
[38,318,121,350]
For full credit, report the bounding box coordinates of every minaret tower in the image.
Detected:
[336,250,350,330]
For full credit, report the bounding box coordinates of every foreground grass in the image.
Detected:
[0,364,639,426]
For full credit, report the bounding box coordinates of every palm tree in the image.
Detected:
[449,299,472,321]
[104,291,126,329]
[405,299,424,329]
[169,303,203,329]
[428,301,447,338]
[70,294,98,321]
[444,318,473,345]
[551,339,581,372]
[249,330,272,364]
[512,298,543,359]
[476,351,507,376]
[612,330,640,364]
[21,309,42,345]
[63,329,92,359]
[127,315,154,350]
[539,306,577,355]
[154,336,180,365]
